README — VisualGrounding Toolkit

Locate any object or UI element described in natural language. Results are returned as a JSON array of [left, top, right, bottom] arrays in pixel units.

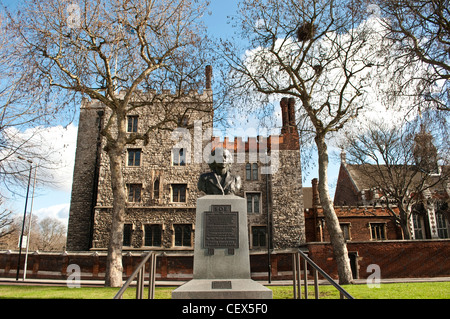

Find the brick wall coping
[[302, 239, 450, 246], [0, 248, 299, 257]]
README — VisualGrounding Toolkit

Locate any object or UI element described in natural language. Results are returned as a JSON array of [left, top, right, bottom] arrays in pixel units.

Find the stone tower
[[270, 97, 305, 248]]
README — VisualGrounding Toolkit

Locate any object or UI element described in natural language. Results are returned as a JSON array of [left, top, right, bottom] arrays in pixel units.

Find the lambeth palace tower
[[66, 70, 305, 254]]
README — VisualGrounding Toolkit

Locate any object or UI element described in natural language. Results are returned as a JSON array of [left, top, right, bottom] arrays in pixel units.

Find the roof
[[303, 187, 313, 209], [344, 164, 450, 196], [315, 205, 397, 218]]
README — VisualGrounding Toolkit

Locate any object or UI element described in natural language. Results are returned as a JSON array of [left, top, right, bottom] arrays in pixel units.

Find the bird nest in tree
[[297, 22, 316, 41]]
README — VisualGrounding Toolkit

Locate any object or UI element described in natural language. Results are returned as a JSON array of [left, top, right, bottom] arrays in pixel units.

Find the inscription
[[211, 281, 232, 289], [204, 205, 239, 249], [212, 205, 231, 213]]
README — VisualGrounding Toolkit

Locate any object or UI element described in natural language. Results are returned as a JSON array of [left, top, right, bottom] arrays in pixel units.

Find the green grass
[[0, 282, 449, 299], [270, 282, 450, 299], [0, 285, 174, 299]]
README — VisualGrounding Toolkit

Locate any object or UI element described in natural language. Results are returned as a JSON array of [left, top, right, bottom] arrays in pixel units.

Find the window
[[340, 223, 351, 241], [172, 184, 187, 202], [128, 149, 141, 166], [246, 163, 258, 180], [412, 213, 425, 239], [252, 226, 267, 248], [127, 116, 138, 133], [246, 164, 251, 180], [123, 224, 133, 246], [252, 163, 258, 180], [153, 179, 160, 199], [370, 223, 386, 240], [144, 224, 162, 247], [174, 224, 192, 247], [246, 193, 260, 213], [172, 148, 186, 166], [178, 115, 189, 127], [127, 184, 142, 203], [436, 211, 449, 239]]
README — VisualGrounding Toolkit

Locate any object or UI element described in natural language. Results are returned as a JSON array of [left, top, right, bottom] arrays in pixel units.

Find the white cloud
[[2, 124, 78, 227], [5, 124, 78, 192], [40, 124, 78, 192], [34, 203, 70, 227]]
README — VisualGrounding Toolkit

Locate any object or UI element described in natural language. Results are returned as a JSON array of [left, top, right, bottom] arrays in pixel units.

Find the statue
[[198, 148, 241, 195]]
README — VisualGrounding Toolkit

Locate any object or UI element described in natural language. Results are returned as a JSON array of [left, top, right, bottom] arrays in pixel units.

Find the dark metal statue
[[198, 148, 241, 195]]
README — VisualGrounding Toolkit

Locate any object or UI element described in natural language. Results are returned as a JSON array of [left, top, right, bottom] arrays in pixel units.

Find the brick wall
[[306, 240, 450, 279], [2, 240, 449, 281], [0, 250, 296, 281]]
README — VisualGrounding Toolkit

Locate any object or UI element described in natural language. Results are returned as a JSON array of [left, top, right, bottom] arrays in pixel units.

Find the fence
[[114, 251, 157, 299], [292, 249, 353, 299]]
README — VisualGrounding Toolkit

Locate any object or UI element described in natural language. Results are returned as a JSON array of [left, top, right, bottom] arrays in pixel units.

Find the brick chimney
[[280, 97, 289, 131], [280, 97, 300, 150], [205, 65, 212, 90]]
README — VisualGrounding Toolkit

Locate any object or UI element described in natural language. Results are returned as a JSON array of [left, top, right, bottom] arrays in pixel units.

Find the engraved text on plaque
[[204, 205, 239, 251]]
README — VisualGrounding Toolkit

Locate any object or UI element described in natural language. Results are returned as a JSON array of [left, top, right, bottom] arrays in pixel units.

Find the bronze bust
[[198, 148, 241, 195]]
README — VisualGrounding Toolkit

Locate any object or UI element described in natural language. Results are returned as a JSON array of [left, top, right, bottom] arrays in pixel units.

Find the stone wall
[[89, 91, 213, 250], [0, 250, 297, 281], [271, 149, 305, 248], [66, 101, 104, 251]]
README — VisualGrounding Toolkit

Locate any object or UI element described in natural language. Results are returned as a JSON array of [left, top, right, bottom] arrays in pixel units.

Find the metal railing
[[114, 251, 157, 299], [292, 249, 354, 299]]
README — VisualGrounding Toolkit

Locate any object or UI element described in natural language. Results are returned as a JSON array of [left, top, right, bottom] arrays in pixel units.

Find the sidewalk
[[1, 276, 450, 287]]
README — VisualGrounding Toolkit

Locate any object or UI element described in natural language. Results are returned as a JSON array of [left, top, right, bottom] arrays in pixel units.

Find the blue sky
[[5, 0, 340, 228]]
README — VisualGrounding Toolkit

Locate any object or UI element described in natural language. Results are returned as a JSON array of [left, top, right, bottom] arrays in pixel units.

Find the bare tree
[[367, 0, 449, 112], [342, 118, 450, 239], [0, 214, 67, 251], [0, 205, 14, 241], [37, 217, 66, 251], [219, 0, 390, 284], [0, 10, 72, 196], [0, 213, 35, 250], [6, 0, 213, 286]]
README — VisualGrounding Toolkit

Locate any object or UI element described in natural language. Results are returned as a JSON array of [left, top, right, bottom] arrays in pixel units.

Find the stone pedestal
[[172, 195, 272, 299]]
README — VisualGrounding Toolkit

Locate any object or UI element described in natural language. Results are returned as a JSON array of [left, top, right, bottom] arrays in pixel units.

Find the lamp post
[[23, 164, 37, 280], [16, 157, 33, 281]]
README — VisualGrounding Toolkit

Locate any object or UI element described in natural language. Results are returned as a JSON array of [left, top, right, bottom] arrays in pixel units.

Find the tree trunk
[[104, 146, 127, 287], [398, 207, 412, 240], [315, 134, 354, 285]]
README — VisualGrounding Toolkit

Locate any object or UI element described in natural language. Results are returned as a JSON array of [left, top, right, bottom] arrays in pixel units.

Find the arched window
[[172, 148, 186, 166]]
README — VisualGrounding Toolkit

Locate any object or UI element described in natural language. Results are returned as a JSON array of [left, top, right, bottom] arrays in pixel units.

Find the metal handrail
[[293, 249, 354, 299], [113, 251, 157, 299]]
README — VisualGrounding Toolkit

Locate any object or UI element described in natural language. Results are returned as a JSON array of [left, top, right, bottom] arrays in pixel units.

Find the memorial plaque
[[204, 205, 239, 249], [211, 281, 232, 289]]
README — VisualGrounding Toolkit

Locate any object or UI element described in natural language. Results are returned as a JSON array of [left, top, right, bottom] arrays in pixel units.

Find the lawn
[[0, 282, 449, 299]]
